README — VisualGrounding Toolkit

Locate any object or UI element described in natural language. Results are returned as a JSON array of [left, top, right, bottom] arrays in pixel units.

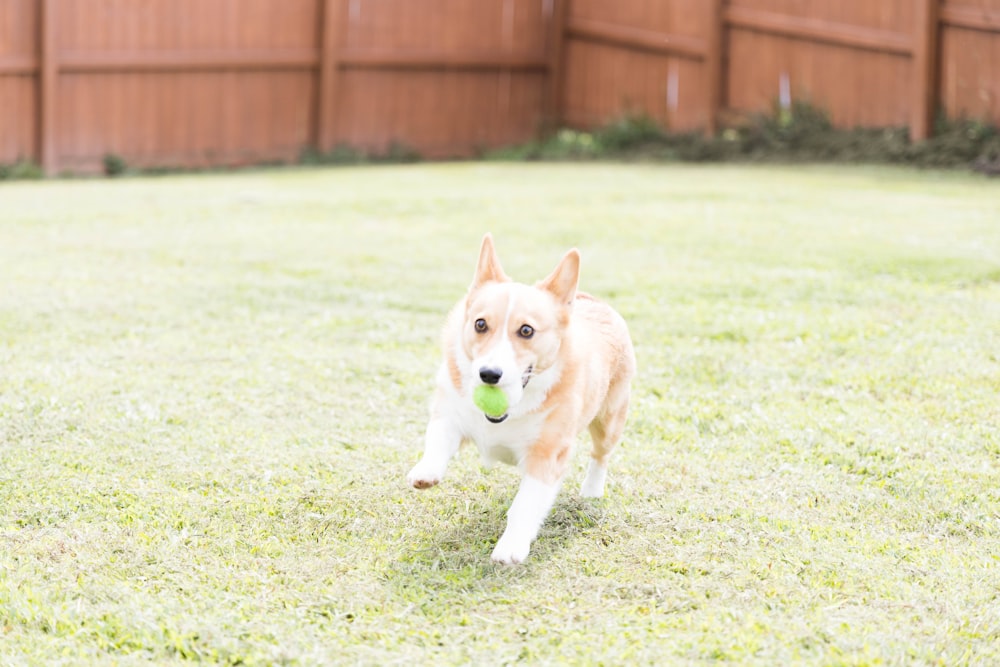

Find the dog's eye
[[475, 318, 488, 333], [518, 324, 534, 339]]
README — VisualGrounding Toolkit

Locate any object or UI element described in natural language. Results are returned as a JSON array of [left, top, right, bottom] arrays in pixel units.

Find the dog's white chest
[[482, 443, 520, 467], [436, 358, 558, 469], [455, 402, 547, 468]]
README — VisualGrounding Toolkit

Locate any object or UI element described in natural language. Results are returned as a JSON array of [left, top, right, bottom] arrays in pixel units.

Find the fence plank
[[543, 0, 569, 132], [911, 0, 939, 141], [317, 0, 342, 152], [40, 0, 58, 174], [704, 0, 725, 135]]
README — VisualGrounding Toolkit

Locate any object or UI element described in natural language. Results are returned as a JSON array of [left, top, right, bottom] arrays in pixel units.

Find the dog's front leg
[[407, 415, 461, 489], [491, 470, 562, 565], [492, 434, 573, 564]]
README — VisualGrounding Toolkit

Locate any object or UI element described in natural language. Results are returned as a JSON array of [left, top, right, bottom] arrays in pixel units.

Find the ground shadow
[[385, 491, 610, 591]]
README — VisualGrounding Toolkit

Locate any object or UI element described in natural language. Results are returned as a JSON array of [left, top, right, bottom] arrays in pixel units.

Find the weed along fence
[[1, 0, 999, 174]]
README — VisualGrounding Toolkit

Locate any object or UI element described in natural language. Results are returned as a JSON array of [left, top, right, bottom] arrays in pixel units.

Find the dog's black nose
[[479, 367, 502, 385]]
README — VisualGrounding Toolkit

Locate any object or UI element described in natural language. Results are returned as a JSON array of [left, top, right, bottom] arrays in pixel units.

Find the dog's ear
[[537, 248, 580, 307], [471, 233, 510, 288]]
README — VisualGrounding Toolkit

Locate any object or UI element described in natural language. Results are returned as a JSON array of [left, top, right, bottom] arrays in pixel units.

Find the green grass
[[1, 163, 999, 665]]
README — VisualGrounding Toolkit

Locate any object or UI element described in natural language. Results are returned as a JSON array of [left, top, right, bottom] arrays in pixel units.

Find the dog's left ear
[[537, 248, 580, 307]]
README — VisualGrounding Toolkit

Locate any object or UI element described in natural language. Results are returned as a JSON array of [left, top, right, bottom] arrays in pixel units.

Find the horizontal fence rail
[[940, 5, 1000, 32], [1, 0, 998, 174], [565, 18, 709, 60], [57, 50, 321, 72], [338, 50, 549, 70], [723, 6, 914, 55]]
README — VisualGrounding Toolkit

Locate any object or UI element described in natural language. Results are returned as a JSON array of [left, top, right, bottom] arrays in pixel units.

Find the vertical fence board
[[317, 0, 342, 152], [912, 0, 940, 140], [543, 0, 569, 133], [704, 0, 725, 135], [39, 0, 57, 173]]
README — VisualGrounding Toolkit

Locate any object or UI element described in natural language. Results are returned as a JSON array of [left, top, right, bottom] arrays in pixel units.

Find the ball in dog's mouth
[[474, 384, 508, 423]]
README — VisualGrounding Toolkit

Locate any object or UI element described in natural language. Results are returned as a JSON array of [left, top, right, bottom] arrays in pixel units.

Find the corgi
[[406, 234, 636, 564]]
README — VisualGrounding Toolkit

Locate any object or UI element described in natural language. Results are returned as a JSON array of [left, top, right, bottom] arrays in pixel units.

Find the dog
[[406, 234, 636, 564]]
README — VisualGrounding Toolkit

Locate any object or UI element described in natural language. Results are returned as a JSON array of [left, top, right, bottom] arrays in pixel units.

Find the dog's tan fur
[[407, 234, 635, 564]]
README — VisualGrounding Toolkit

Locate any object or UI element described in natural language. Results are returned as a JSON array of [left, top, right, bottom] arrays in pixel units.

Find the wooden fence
[[1, 0, 999, 174]]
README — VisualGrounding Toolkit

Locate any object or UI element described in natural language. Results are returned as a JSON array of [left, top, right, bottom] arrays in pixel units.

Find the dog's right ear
[[471, 233, 510, 288]]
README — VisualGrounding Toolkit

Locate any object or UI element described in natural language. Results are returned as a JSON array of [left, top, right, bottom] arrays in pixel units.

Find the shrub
[[300, 142, 421, 166], [0, 160, 44, 180], [485, 102, 1000, 173], [593, 116, 664, 152], [103, 153, 128, 177]]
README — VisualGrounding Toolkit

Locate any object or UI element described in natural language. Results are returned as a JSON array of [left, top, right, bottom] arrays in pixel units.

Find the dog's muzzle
[[482, 366, 533, 425]]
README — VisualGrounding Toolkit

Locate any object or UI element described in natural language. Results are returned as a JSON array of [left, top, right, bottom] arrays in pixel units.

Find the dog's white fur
[[407, 234, 635, 564]]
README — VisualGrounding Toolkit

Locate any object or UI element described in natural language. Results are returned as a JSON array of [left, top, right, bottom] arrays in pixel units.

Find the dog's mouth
[[482, 365, 533, 424]]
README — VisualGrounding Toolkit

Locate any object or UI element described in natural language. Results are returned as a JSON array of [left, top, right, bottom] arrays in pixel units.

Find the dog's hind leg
[[581, 383, 630, 498]]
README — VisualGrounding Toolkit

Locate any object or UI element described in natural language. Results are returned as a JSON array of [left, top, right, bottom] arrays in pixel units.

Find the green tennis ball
[[473, 385, 508, 417]]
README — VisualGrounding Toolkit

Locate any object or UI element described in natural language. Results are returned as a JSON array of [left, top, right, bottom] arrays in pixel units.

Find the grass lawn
[[1, 163, 999, 665]]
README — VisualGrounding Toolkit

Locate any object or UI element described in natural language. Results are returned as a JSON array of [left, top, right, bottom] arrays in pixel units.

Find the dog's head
[[459, 234, 579, 422]]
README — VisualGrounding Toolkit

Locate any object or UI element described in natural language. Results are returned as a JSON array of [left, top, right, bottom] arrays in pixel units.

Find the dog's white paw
[[406, 461, 444, 489], [579, 460, 607, 498], [491, 534, 531, 565]]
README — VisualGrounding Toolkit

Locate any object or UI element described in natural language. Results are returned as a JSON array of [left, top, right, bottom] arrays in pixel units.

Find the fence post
[[39, 0, 58, 174], [543, 0, 568, 133], [704, 0, 725, 136], [912, 0, 939, 141], [316, 0, 343, 153]]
